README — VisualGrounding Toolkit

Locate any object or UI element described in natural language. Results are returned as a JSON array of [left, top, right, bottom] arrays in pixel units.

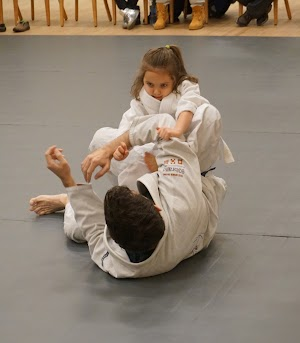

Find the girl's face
[[143, 70, 174, 101]]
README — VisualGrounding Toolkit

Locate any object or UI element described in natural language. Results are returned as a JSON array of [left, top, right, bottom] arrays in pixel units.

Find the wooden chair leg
[[59, 0, 64, 26], [143, 0, 148, 24], [92, 0, 97, 26], [63, 7, 68, 20], [238, 3, 243, 16], [18, 6, 23, 20], [112, 0, 116, 24], [183, 0, 188, 18], [13, 0, 19, 25], [273, 0, 278, 25], [0, 0, 4, 24], [44, 0, 50, 25], [284, 0, 292, 19], [75, 0, 78, 21], [204, 0, 208, 24], [103, 0, 112, 21], [31, 0, 34, 20], [169, 0, 174, 24]]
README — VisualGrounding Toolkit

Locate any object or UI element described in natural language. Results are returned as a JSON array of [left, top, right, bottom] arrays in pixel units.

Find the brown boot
[[153, 3, 168, 30], [189, 5, 204, 30]]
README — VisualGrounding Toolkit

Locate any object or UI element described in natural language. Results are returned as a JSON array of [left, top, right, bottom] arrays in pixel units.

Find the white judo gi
[[89, 80, 214, 190], [63, 104, 234, 278]]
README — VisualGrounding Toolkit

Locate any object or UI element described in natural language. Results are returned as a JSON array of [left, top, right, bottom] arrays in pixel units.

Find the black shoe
[[256, 13, 268, 26], [256, 5, 272, 26], [236, 10, 253, 27], [0, 23, 6, 32]]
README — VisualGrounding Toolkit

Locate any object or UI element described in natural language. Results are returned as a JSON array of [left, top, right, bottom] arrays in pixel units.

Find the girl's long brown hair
[[131, 45, 198, 100]]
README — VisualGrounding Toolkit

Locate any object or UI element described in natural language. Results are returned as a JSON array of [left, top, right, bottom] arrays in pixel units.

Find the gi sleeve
[[175, 80, 208, 119], [66, 184, 108, 269]]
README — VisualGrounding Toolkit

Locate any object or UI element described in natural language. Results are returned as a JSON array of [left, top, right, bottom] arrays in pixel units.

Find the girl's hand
[[113, 142, 129, 161], [157, 127, 182, 141]]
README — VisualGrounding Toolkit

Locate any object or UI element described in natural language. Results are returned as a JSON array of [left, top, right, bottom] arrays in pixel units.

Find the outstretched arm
[[81, 131, 132, 183], [45, 145, 76, 187], [157, 110, 193, 140]]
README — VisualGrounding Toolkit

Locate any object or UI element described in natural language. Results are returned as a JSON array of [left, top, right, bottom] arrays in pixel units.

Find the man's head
[[104, 186, 165, 253]]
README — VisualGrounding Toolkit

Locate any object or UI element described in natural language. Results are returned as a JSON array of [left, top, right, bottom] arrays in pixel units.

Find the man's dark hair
[[104, 186, 165, 252]]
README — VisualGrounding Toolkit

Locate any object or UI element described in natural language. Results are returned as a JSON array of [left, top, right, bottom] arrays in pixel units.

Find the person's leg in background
[[154, 0, 205, 30], [173, 0, 191, 23], [115, 0, 140, 29], [209, 0, 233, 19], [153, 0, 169, 29], [189, 0, 206, 30], [237, 0, 273, 26]]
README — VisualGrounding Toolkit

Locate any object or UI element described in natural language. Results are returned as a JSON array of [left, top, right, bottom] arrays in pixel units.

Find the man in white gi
[[30, 104, 233, 278]]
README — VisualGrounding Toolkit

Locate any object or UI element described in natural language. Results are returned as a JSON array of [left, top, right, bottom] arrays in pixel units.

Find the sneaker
[[13, 20, 30, 32], [236, 10, 253, 27], [123, 14, 140, 29], [123, 8, 139, 30], [120, 10, 128, 29], [256, 5, 272, 26], [0, 23, 6, 32], [120, 8, 141, 30]]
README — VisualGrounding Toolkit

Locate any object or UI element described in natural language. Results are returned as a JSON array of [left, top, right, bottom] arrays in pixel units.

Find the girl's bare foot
[[29, 194, 68, 216], [144, 152, 158, 172]]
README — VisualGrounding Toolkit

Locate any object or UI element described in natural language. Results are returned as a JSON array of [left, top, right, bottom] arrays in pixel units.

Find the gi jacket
[[118, 80, 209, 133], [66, 112, 228, 278]]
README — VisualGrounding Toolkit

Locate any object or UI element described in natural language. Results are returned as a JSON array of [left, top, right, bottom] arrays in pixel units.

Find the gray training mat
[[0, 36, 300, 343]]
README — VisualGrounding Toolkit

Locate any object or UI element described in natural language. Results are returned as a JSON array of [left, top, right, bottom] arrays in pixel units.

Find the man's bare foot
[[29, 194, 68, 216], [144, 152, 158, 172]]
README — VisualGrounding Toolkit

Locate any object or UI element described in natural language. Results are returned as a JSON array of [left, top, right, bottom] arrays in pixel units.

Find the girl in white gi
[[153, 1, 206, 30], [89, 45, 213, 190]]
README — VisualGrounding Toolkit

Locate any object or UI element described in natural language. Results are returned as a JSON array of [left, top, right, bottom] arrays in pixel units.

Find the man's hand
[[113, 142, 129, 161], [81, 147, 111, 183], [157, 127, 182, 141], [45, 146, 76, 187]]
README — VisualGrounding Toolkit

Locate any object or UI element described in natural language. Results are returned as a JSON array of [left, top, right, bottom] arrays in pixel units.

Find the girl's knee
[[159, 113, 176, 127], [89, 127, 119, 152], [194, 104, 221, 123]]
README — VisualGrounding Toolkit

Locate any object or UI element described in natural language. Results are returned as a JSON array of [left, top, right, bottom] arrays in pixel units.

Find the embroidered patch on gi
[[162, 158, 185, 177], [101, 251, 109, 267]]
